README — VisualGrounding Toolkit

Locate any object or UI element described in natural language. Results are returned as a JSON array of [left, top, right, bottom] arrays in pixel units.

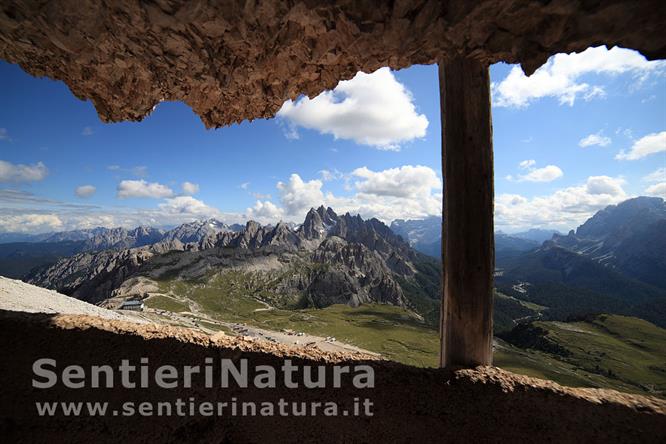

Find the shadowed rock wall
[[1, 0, 665, 127], [0, 310, 665, 442]]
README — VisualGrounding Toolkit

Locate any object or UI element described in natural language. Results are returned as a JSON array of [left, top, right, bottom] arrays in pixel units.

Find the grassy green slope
[[145, 295, 190, 313], [493, 341, 638, 390], [500, 314, 666, 396], [156, 274, 666, 396], [159, 275, 440, 367]]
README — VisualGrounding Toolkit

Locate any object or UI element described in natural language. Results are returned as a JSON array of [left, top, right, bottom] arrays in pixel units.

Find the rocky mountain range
[[26, 207, 430, 311], [0, 219, 245, 252], [0, 219, 246, 278], [388, 196, 666, 329], [496, 197, 666, 327], [545, 196, 666, 289]]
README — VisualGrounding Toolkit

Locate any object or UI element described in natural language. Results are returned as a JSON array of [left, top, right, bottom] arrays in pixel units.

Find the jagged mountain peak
[[302, 206, 339, 239], [244, 220, 262, 233], [321, 206, 338, 222]]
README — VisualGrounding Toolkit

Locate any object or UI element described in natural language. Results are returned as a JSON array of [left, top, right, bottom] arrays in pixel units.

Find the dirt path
[[0, 276, 376, 357], [143, 306, 378, 357], [151, 281, 379, 356]]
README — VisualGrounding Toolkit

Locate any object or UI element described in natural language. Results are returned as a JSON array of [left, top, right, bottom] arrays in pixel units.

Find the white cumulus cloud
[[645, 182, 666, 199], [496, 176, 628, 231], [615, 131, 666, 160], [519, 159, 536, 169], [75, 185, 96, 198], [579, 132, 611, 148], [493, 46, 665, 108], [352, 165, 441, 198], [0, 189, 244, 234], [181, 181, 199, 195], [249, 165, 442, 223], [277, 174, 325, 216], [509, 161, 563, 183], [246, 201, 284, 222], [117, 180, 174, 199], [157, 196, 216, 217], [0, 160, 48, 183], [0, 213, 63, 233], [518, 165, 564, 182], [277, 67, 428, 150]]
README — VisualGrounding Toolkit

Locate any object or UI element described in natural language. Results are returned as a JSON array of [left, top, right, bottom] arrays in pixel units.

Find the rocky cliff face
[[309, 237, 405, 307], [1, 1, 663, 128], [27, 248, 155, 303]]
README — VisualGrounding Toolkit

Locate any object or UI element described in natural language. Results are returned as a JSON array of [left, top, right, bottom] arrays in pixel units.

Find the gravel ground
[[0, 276, 146, 323]]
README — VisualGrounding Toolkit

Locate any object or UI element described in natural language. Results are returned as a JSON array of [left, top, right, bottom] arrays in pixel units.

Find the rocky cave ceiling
[[1, 0, 665, 127]]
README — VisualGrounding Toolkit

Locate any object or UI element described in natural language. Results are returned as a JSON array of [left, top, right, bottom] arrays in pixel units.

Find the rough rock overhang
[[1, 0, 665, 128]]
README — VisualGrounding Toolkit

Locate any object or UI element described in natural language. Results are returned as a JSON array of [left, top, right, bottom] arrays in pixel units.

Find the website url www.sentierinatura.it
[[35, 397, 374, 417]]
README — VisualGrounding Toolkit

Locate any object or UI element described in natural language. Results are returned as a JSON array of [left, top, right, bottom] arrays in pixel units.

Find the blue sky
[[1, 46, 665, 233]]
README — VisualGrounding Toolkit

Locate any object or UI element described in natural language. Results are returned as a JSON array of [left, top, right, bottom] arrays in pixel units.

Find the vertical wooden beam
[[438, 57, 495, 368]]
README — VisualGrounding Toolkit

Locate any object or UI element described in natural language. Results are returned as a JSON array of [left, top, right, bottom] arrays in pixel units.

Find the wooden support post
[[438, 57, 495, 368]]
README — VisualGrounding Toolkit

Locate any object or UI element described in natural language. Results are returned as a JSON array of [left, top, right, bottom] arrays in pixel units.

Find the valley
[[129, 272, 666, 397], [146, 274, 439, 366]]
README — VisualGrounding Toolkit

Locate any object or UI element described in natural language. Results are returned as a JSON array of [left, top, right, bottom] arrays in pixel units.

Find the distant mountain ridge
[[0, 219, 244, 251], [0, 219, 246, 278], [389, 217, 555, 258], [496, 196, 666, 327], [546, 196, 666, 288], [511, 228, 562, 243], [0, 228, 106, 244], [390, 216, 441, 257]]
